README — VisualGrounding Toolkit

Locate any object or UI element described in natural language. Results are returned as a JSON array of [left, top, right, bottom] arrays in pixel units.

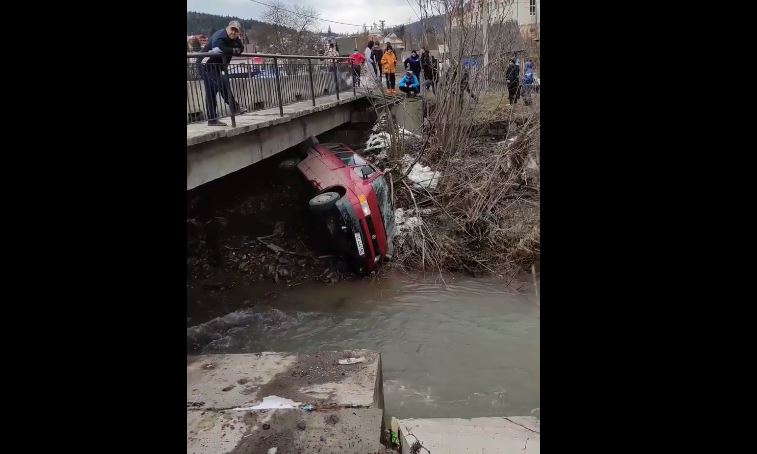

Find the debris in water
[[267, 447, 277, 454], [303, 404, 315, 412]]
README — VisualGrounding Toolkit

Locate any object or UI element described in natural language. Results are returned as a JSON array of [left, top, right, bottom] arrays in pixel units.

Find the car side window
[[335, 152, 356, 166], [353, 165, 375, 179]]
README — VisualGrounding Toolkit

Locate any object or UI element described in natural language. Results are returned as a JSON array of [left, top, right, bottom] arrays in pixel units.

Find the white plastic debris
[[497, 136, 518, 147], [338, 356, 366, 365], [268, 448, 278, 454], [401, 155, 442, 190], [393, 208, 426, 247], [397, 128, 421, 139], [232, 395, 301, 411]]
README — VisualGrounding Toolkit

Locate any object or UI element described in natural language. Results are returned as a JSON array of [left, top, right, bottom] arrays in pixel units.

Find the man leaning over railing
[[196, 20, 248, 126]]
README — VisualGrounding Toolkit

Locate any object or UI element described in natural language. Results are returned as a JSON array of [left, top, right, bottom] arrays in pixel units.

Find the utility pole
[[482, 0, 489, 89]]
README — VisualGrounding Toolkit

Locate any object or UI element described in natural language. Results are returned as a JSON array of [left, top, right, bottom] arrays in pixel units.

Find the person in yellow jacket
[[380, 44, 397, 94]]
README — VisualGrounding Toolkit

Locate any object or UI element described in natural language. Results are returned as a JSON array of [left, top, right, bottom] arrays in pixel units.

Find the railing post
[[273, 57, 284, 117], [333, 60, 340, 101], [352, 59, 356, 97], [223, 55, 236, 128], [308, 59, 316, 106]]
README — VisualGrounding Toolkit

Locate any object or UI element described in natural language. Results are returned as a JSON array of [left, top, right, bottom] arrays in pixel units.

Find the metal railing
[[187, 53, 358, 126]]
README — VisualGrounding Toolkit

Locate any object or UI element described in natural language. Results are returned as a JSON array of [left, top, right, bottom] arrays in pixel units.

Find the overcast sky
[[187, 0, 420, 34]]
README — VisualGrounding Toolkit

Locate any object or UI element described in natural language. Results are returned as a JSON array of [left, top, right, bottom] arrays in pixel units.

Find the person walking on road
[[380, 44, 397, 94], [196, 20, 247, 126]]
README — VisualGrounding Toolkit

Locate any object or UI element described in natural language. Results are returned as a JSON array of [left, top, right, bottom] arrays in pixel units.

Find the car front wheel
[[308, 191, 340, 213]]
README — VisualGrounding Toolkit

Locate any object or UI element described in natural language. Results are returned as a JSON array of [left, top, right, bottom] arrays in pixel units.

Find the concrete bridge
[[187, 91, 369, 190], [186, 52, 374, 190]]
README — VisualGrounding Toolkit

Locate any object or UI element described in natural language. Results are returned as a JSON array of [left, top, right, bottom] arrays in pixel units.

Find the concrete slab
[[187, 351, 385, 453], [187, 407, 384, 454], [187, 350, 383, 410], [398, 417, 540, 454]]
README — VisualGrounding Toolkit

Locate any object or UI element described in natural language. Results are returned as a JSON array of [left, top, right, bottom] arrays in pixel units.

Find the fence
[[187, 53, 357, 126]]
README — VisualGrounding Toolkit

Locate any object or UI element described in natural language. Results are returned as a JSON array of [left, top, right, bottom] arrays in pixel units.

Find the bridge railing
[[187, 53, 357, 127]]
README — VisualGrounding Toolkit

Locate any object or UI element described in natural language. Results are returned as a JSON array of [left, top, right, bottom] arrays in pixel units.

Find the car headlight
[[358, 194, 371, 216]]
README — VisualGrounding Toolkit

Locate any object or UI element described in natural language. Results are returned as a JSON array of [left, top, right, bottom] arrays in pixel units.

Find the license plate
[[354, 232, 365, 256]]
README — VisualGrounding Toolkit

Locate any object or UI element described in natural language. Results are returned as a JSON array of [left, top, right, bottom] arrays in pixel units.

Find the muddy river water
[[187, 272, 540, 420]]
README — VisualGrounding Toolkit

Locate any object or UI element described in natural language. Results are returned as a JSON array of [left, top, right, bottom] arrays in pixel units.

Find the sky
[[186, 0, 421, 34]]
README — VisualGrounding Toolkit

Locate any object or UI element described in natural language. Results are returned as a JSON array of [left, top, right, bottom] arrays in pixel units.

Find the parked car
[[280, 139, 394, 274]]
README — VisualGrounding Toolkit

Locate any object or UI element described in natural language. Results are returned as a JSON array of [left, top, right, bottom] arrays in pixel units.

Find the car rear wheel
[[309, 191, 340, 213]]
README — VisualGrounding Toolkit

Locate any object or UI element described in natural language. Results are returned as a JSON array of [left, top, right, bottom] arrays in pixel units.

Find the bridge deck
[[187, 92, 366, 147]]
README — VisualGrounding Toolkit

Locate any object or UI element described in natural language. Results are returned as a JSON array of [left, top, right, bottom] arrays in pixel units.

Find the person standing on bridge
[[349, 48, 365, 87], [364, 41, 375, 76], [380, 44, 397, 95], [371, 44, 384, 81], [324, 42, 340, 88], [404, 50, 421, 80], [197, 20, 247, 126]]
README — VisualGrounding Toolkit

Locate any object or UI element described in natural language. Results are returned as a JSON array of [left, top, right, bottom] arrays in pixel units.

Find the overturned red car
[[280, 139, 394, 274]]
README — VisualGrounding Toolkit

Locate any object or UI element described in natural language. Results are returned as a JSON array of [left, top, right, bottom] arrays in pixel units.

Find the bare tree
[[262, 0, 322, 54]]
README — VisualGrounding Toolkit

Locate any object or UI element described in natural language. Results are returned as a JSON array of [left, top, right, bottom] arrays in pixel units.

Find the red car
[[281, 139, 394, 274]]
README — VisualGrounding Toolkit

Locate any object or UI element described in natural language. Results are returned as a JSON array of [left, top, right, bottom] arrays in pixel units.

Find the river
[[187, 272, 539, 420]]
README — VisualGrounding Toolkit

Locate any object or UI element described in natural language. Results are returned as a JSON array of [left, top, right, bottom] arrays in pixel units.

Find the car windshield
[[334, 151, 369, 167], [370, 175, 394, 246]]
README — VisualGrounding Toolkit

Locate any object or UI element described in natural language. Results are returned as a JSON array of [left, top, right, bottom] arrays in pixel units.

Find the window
[[323, 144, 347, 153], [530, 0, 536, 16], [335, 151, 357, 166], [354, 165, 376, 179]]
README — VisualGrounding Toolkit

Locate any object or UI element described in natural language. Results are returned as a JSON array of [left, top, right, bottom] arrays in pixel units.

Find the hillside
[[187, 11, 292, 38]]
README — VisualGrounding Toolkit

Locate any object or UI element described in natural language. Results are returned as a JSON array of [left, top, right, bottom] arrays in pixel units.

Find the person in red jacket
[[349, 48, 366, 87]]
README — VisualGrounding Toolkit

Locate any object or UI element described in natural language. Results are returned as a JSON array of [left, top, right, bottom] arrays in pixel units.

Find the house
[[451, 0, 540, 43], [382, 32, 405, 51]]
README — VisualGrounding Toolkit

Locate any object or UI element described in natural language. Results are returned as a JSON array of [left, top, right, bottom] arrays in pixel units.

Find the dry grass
[[362, 0, 540, 278]]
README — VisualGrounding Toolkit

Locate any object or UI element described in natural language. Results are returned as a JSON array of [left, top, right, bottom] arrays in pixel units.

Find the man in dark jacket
[[371, 44, 384, 77], [505, 58, 520, 105], [420, 49, 433, 93], [197, 20, 246, 126], [404, 50, 422, 78]]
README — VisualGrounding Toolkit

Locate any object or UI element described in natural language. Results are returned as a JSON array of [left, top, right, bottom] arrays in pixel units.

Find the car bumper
[[335, 199, 381, 273]]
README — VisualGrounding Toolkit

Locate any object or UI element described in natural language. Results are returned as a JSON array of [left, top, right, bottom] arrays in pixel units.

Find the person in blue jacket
[[521, 58, 536, 105], [398, 70, 420, 96], [196, 20, 247, 126]]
